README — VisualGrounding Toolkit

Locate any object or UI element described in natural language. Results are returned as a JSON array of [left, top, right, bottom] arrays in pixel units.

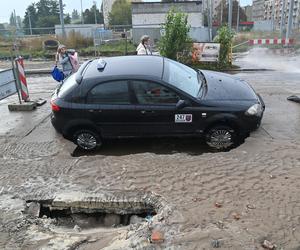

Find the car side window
[[131, 80, 180, 105], [87, 81, 130, 104]]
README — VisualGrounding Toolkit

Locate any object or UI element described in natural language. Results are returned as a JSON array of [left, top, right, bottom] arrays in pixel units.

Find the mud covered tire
[[73, 129, 102, 151], [205, 125, 237, 150]]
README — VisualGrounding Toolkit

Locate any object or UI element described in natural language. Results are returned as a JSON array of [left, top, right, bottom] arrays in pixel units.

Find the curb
[[224, 68, 273, 72], [25, 69, 51, 75]]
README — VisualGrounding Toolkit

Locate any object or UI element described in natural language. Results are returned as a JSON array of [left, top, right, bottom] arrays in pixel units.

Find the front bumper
[[241, 100, 265, 134]]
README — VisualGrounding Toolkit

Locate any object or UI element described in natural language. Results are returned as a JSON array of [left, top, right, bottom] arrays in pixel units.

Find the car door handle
[[140, 110, 154, 114], [88, 109, 102, 113]]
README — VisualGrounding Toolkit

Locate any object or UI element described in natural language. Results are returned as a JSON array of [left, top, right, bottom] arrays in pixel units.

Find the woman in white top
[[136, 35, 152, 55]]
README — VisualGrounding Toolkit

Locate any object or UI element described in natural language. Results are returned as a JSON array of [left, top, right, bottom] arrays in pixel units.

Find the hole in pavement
[[26, 199, 157, 229], [39, 205, 155, 228]]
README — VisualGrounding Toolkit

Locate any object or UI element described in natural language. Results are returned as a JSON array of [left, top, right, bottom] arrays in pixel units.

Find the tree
[[159, 9, 192, 60], [64, 14, 71, 24], [215, 0, 247, 27], [16, 16, 22, 28], [36, 15, 59, 28], [23, 4, 38, 35], [49, 0, 60, 16], [9, 12, 16, 27], [83, 5, 103, 24], [0, 23, 8, 37], [30, 0, 61, 33], [213, 26, 234, 66], [108, 0, 131, 26], [71, 9, 80, 21]]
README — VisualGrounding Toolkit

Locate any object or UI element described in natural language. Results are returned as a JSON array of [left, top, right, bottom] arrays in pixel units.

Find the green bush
[[159, 9, 192, 60], [214, 26, 234, 67]]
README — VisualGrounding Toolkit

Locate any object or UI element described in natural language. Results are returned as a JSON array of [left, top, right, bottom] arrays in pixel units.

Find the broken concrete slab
[[8, 102, 37, 111], [26, 202, 40, 217], [34, 98, 47, 106], [49, 191, 165, 215]]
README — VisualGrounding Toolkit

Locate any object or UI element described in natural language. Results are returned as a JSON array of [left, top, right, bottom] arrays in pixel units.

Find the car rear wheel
[[205, 125, 237, 150], [73, 129, 101, 151]]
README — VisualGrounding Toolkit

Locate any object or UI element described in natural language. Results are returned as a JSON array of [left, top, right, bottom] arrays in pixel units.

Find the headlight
[[245, 104, 262, 116]]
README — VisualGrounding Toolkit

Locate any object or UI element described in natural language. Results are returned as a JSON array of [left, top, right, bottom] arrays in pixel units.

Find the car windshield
[[163, 58, 203, 97]]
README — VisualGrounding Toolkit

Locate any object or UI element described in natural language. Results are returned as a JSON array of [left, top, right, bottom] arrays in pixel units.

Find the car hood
[[200, 70, 258, 101]]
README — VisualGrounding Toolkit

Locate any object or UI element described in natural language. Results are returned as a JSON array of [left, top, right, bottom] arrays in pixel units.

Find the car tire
[[73, 129, 102, 151], [205, 125, 237, 150]]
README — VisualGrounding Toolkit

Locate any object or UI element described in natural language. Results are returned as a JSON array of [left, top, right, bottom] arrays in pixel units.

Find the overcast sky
[[0, 0, 252, 23], [0, 0, 102, 23]]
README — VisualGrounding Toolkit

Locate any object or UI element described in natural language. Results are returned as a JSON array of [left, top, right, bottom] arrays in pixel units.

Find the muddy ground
[[0, 50, 300, 249]]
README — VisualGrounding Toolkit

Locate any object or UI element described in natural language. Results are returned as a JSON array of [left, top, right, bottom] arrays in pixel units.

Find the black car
[[51, 56, 265, 151]]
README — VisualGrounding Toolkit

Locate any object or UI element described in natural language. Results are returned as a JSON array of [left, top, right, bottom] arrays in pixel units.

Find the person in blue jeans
[[55, 44, 73, 78]]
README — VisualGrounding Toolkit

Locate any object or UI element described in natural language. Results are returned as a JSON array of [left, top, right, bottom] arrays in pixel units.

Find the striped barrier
[[249, 38, 294, 45], [15, 57, 29, 102]]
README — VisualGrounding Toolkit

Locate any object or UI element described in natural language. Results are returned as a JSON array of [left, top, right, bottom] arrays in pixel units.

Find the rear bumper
[[50, 113, 63, 134]]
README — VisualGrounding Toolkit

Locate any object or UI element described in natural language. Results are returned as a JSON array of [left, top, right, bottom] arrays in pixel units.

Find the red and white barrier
[[248, 38, 294, 45], [15, 57, 29, 102]]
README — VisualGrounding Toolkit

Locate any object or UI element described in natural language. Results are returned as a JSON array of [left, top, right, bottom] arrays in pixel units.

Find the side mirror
[[176, 99, 188, 109]]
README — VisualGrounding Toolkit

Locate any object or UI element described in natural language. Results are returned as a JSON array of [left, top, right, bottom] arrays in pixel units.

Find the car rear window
[[87, 81, 130, 104], [58, 74, 77, 98]]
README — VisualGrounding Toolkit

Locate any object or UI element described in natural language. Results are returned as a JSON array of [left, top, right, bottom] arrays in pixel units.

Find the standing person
[[55, 44, 73, 78], [136, 35, 152, 55]]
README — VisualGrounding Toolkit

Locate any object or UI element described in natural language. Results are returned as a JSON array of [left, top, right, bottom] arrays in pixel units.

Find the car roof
[[84, 55, 164, 80]]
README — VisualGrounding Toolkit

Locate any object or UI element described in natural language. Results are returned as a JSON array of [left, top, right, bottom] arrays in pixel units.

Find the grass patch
[[0, 39, 137, 59], [79, 41, 136, 56]]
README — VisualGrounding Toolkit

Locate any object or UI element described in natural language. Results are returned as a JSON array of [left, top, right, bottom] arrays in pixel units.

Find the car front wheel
[[73, 129, 101, 151], [205, 125, 237, 150]]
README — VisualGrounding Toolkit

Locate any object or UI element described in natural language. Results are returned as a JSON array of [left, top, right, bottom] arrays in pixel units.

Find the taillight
[[50, 99, 60, 112]]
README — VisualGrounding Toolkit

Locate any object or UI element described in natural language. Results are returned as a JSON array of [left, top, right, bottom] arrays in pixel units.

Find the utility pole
[[28, 12, 33, 35], [81, 0, 84, 24], [228, 0, 233, 30], [59, 0, 66, 38], [220, 0, 223, 26], [280, 0, 286, 37], [94, 1, 97, 24], [209, 0, 213, 41], [236, 0, 240, 32], [14, 9, 18, 28], [271, 0, 275, 31], [286, 0, 295, 40]]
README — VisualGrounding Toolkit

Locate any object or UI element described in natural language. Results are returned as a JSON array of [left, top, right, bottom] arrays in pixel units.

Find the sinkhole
[[25, 193, 159, 229]]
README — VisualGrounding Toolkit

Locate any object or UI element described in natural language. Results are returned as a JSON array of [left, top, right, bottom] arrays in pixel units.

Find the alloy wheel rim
[[207, 129, 233, 149], [77, 133, 97, 150]]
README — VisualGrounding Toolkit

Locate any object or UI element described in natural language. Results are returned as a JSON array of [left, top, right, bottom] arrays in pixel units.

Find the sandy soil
[[0, 51, 300, 249]]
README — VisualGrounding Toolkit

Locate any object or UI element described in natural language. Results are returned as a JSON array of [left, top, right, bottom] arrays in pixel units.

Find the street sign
[[0, 69, 17, 101], [192, 43, 220, 62]]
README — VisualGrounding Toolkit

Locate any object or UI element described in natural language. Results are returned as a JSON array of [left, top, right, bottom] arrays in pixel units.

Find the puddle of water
[[237, 48, 300, 73]]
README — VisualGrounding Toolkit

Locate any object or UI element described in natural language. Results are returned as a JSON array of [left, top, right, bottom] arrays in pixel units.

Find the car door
[[129, 80, 201, 136], [85, 80, 139, 137]]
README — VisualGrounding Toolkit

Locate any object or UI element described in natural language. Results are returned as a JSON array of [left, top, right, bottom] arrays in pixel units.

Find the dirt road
[[0, 51, 300, 249]]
